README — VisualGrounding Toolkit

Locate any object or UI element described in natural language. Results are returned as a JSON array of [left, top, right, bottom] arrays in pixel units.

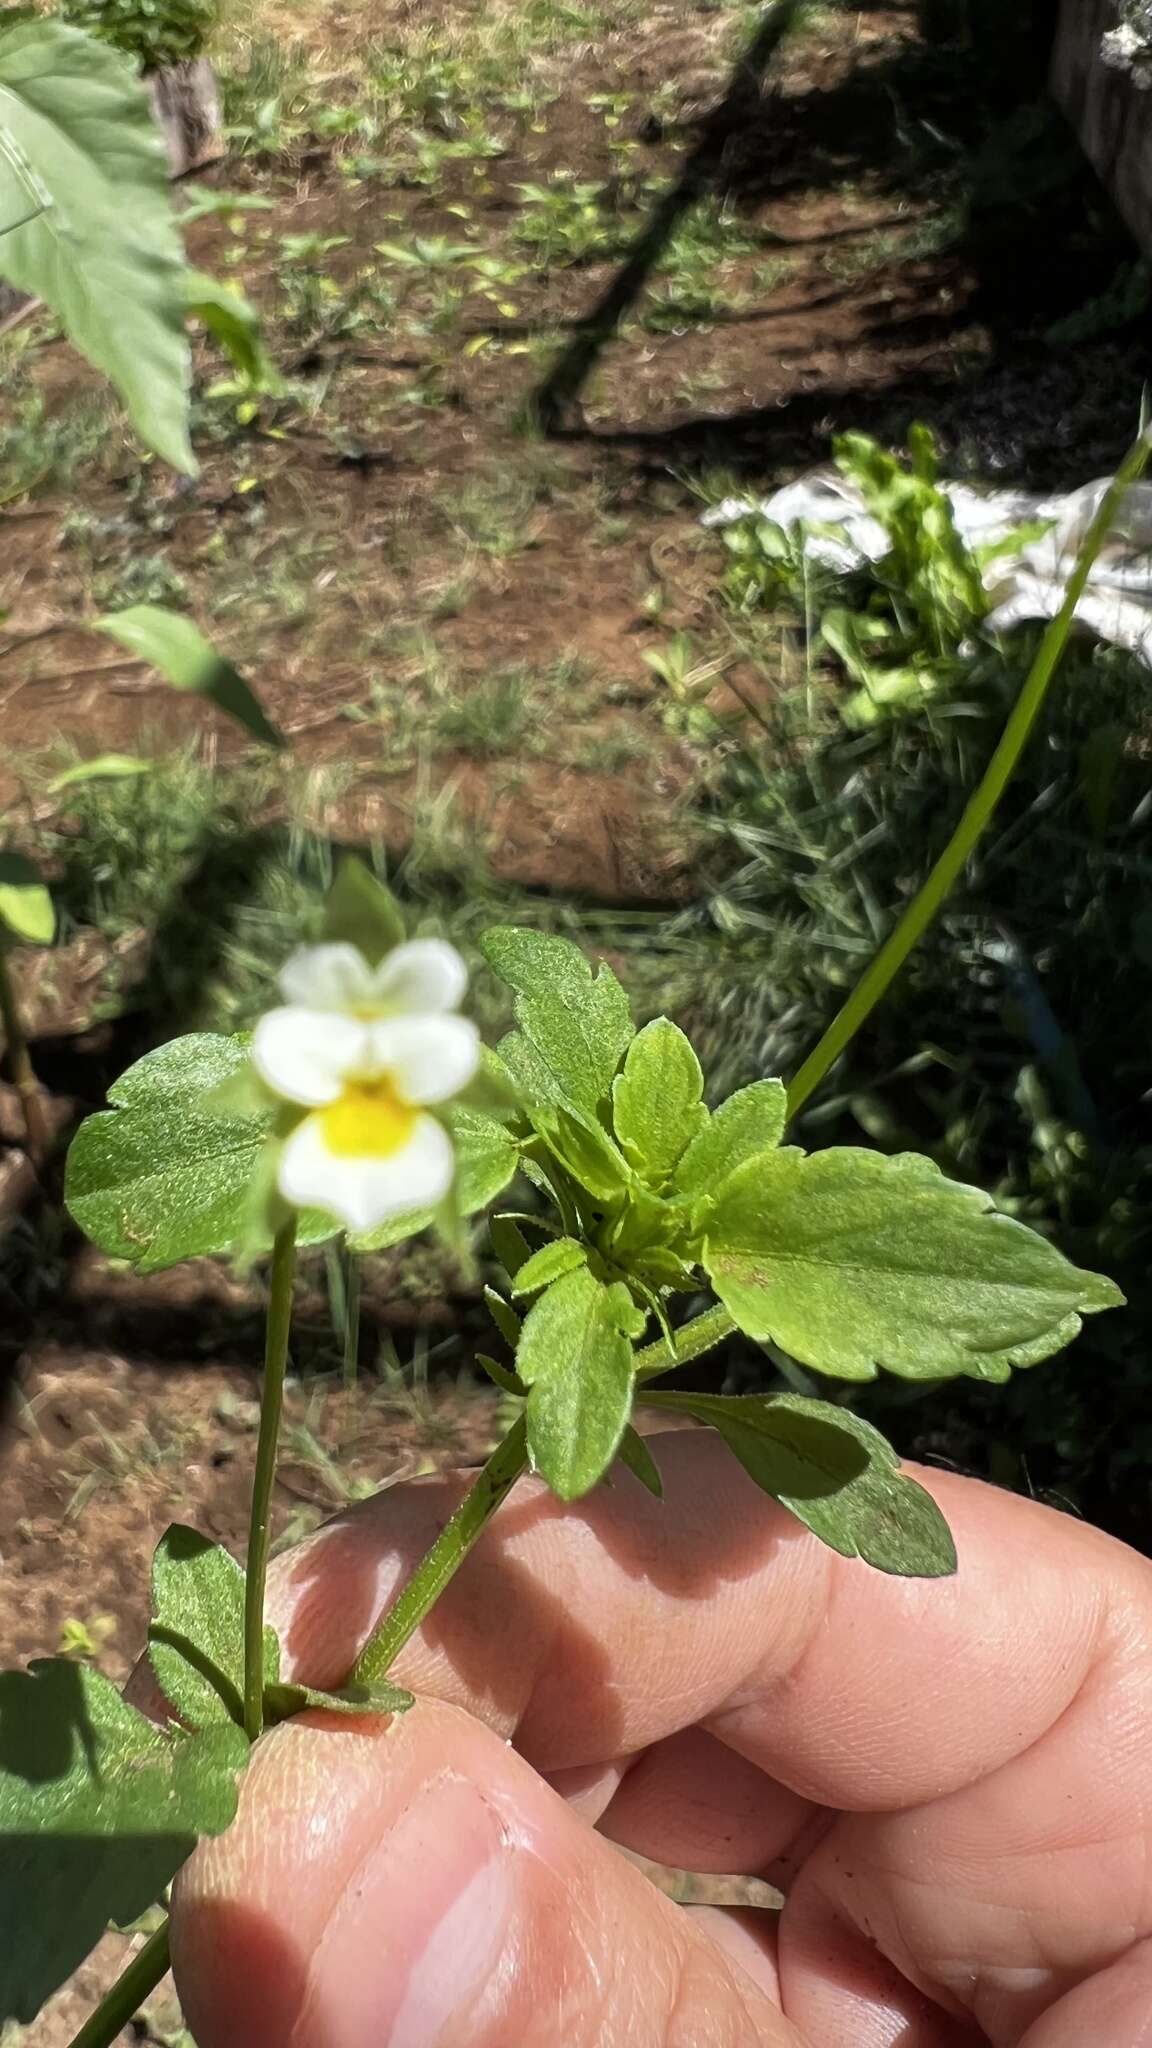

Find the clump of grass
[[0, 340, 114, 503]]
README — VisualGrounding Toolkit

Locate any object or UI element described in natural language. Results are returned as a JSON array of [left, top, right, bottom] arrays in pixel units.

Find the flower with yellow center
[[252, 938, 480, 1233]]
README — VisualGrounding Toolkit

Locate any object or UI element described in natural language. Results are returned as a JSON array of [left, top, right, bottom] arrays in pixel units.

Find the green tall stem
[[66, 1925, 171, 2048], [786, 432, 1152, 1118], [343, 1243, 361, 1389], [244, 1216, 298, 1741], [352, 1417, 528, 1687], [0, 943, 48, 1165]]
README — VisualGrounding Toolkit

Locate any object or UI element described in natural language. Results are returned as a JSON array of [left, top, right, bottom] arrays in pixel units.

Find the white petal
[[253, 1009, 371, 1107], [278, 943, 377, 1012], [369, 1015, 480, 1104], [278, 1110, 454, 1232], [372, 938, 468, 1016]]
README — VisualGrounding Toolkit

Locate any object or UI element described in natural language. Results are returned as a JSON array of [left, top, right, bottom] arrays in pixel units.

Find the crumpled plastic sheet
[[702, 472, 1152, 669]]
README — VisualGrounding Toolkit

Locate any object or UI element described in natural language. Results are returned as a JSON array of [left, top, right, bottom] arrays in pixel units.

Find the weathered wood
[[1052, 0, 1152, 254]]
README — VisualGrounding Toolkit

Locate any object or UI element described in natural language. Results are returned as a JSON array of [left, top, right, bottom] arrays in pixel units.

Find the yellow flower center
[[319, 1077, 418, 1158]]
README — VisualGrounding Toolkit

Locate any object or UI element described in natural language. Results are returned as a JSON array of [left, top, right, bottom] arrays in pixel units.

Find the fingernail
[[312, 1774, 513, 2046]]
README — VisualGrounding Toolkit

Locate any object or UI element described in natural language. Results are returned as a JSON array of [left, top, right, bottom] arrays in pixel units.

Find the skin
[[171, 1430, 1152, 2046]]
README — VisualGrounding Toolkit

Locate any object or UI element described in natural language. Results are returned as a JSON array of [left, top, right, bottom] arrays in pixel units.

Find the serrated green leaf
[[490, 1212, 532, 1280], [0, 20, 194, 470], [0, 848, 54, 944], [322, 856, 405, 966], [674, 1078, 788, 1199], [350, 1107, 520, 1251], [47, 753, 152, 792], [264, 1678, 413, 1726], [481, 926, 633, 1111], [643, 1391, 955, 1575], [484, 1284, 522, 1350], [512, 1235, 588, 1296], [617, 1424, 663, 1497], [64, 1033, 335, 1271], [705, 1147, 1123, 1383], [0, 1657, 247, 2023], [149, 1525, 277, 1732], [517, 1266, 637, 1500], [96, 606, 283, 749], [476, 1350, 526, 1397], [611, 1017, 707, 1183]]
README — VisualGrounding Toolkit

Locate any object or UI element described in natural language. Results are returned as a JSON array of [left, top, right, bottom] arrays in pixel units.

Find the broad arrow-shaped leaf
[[705, 1147, 1122, 1382], [0, 20, 193, 469], [0, 1656, 247, 2023]]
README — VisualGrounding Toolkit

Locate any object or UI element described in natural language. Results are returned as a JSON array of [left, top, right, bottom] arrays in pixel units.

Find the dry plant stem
[[66, 1926, 171, 2048], [244, 1216, 298, 1741], [0, 944, 49, 1165], [786, 430, 1152, 1117]]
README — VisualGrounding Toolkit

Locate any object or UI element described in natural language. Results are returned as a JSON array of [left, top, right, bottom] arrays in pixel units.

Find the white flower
[[253, 939, 480, 1233]]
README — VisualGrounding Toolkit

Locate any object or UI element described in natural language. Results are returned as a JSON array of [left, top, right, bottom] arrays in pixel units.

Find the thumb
[[172, 1697, 794, 2047]]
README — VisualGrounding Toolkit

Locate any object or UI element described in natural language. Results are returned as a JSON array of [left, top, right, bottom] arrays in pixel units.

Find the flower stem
[[351, 1416, 528, 1688], [343, 1243, 361, 1390], [785, 430, 1152, 1119], [0, 943, 49, 1166], [65, 1924, 171, 2048], [244, 1216, 298, 1742]]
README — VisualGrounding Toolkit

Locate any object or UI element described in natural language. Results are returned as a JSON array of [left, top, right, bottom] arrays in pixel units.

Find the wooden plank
[[1052, 0, 1152, 254]]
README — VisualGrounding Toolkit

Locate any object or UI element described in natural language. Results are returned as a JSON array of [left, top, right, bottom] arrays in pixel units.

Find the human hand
[[170, 1429, 1152, 2046]]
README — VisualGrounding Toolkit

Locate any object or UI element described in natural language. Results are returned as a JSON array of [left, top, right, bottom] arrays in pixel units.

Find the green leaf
[[0, 849, 54, 944], [490, 1212, 532, 1280], [0, 1656, 247, 2023], [322, 856, 405, 966], [47, 752, 152, 792], [264, 1679, 412, 1726], [186, 269, 279, 392], [674, 1078, 787, 1199], [705, 1147, 1123, 1383], [481, 926, 633, 1112], [617, 1424, 663, 1497], [612, 1018, 706, 1182], [64, 1033, 335, 1272], [351, 1107, 520, 1251], [149, 1525, 277, 1732], [0, 20, 193, 470], [512, 1236, 588, 1296], [540, 1101, 632, 1202], [95, 606, 283, 750], [476, 1350, 526, 1398], [517, 1266, 639, 1500], [484, 1285, 522, 1351], [644, 1391, 955, 1575]]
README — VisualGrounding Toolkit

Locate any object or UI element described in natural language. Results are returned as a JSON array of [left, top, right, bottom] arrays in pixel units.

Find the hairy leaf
[[0, 19, 193, 469], [482, 927, 633, 1112], [322, 856, 405, 965], [149, 1525, 277, 1732], [612, 1018, 706, 1183], [617, 1424, 663, 1497], [705, 1147, 1123, 1382], [64, 1034, 334, 1271], [644, 1390, 954, 1574], [0, 1657, 246, 2022], [674, 1078, 788, 1199], [264, 1679, 413, 1725], [512, 1236, 588, 1297], [517, 1266, 641, 1500]]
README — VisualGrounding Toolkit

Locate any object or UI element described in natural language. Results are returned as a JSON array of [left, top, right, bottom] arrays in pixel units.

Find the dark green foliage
[[60, 0, 216, 69]]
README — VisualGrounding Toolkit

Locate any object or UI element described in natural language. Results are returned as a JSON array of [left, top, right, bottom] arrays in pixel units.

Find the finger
[[267, 1430, 1147, 1811], [598, 1728, 816, 1874], [1019, 1938, 1152, 2046], [172, 1697, 798, 2048]]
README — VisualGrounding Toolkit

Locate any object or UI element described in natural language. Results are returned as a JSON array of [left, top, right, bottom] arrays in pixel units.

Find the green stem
[[343, 1242, 361, 1390], [785, 431, 1152, 1119], [66, 1924, 171, 2048], [352, 1417, 528, 1687], [244, 1216, 298, 1742], [635, 1302, 737, 1382], [0, 943, 49, 1165]]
